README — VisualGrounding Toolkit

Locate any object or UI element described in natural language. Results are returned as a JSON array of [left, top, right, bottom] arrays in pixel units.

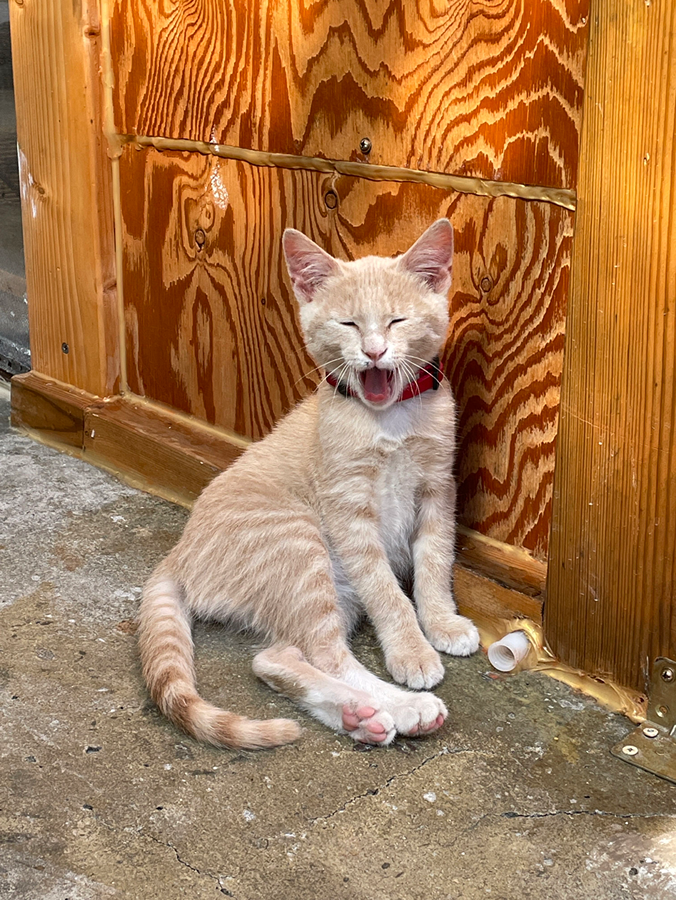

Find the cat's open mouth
[[360, 367, 395, 404]]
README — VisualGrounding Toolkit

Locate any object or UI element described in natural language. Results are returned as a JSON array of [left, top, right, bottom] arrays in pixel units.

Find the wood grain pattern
[[10, 371, 92, 450], [455, 525, 547, 597], [454, 566, 543, 626], [110, 0, 589, 190], [10, 0, 118, 396], [83, 398, 244, 507], [120, 146, 573, 558], [546, 0, 676, 690]]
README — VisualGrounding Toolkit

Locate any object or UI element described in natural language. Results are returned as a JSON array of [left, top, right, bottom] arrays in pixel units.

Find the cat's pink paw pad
[[342, 704, 395, 745]]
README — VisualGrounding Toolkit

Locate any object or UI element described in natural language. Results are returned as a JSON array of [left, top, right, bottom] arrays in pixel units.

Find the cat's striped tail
[[137, 568, 302, 750]]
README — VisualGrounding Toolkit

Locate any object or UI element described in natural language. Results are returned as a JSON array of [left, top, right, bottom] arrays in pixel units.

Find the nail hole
[[62, 342, 69, 354]]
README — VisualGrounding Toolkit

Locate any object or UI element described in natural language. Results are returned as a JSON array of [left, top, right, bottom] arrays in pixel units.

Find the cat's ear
[[282, 229, 340, 303], [398, 219, 454, 295]]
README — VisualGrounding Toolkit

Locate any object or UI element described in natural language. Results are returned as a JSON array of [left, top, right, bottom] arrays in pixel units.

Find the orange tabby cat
[[138, 219, 480, 749]]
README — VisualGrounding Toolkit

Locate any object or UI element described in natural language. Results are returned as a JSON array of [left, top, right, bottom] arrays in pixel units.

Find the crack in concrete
[[308, 745, 472, 824], [138, 832, 237, 895], [93, 812, 235, 896], [500, 809, 676, 821]]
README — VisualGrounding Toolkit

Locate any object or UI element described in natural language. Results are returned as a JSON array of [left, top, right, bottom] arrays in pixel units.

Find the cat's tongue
[[361, 367, 391, 403]]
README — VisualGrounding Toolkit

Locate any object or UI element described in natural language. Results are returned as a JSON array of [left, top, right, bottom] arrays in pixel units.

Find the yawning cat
[[138, 218, 480, 749]]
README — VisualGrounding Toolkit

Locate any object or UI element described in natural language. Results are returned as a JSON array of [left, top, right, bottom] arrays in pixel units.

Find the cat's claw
[[342, 704, 396, 745], [425, 615, 481, 657]]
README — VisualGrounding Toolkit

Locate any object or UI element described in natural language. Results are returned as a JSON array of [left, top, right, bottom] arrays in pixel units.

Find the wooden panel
[[455, 526, 547, 597], [110, 0, 589, 190], [120, 146, 573, 557], [454, 566, 543, 626], [10, 0, 118, 395], [83, 399, 244, 507], [10, 372, 92, 450], [546, 0, 676, 690]]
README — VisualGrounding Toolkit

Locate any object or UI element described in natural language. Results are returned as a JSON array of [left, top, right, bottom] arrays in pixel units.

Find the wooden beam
[[83, 398, 245, 507], [9, 0, 118, 395], [546, 0, 676, 691], [455, 526, 547, 598], [10, 371, 92, 452]]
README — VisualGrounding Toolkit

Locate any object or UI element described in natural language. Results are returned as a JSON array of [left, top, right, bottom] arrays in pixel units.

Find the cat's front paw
[[385, 641, 445, 690], [425, 614, 480, 657]]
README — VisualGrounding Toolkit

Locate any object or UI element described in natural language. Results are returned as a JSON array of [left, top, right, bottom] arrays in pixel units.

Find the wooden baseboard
[[10, 372, 245, 505], [455, 525, 547, 597], [10, 371, 93, 451], [454, 565, 543, 626], [11, 370, 544, 625], [83, 398, 244, 507]]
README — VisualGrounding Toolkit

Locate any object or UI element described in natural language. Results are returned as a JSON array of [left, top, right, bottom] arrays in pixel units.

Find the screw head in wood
[[62, 342, 69, 354], [661, 667, 675, 682], [642, 726, 659, 738], [324, 190, 338, 210], [622, 744, 639, 756], [359, 137, 372, 155], [194, 228, 206, 249]]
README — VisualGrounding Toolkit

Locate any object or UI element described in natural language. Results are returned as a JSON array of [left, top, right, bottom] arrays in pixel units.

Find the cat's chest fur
[[319, 390, 455, 568]]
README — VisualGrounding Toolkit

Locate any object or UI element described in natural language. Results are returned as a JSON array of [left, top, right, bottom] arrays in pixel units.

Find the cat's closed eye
[[388, 318, 407, 326], [339, 320, 359, 328]]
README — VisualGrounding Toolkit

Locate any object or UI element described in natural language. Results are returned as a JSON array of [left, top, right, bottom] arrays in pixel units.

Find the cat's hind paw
[[342, 704, 396, 745], [389, 692, 448, 737], [425, 615, 480, 657]]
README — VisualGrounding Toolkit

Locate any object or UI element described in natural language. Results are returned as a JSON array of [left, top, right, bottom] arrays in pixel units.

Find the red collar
[[325, 357, 443, 402]]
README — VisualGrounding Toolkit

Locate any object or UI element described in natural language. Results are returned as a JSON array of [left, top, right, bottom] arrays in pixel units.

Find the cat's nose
[[364, 348, 386, 362]]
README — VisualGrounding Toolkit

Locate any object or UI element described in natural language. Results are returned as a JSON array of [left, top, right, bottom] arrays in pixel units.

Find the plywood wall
[[119, 146, 573, 560], [106, 0, 590, 564], [110, 0, 588, 188]]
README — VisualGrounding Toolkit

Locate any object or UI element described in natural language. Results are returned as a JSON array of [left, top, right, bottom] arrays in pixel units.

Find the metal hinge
[[612, 657, 676, 784]]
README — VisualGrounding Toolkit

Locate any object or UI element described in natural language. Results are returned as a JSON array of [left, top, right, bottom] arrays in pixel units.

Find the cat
[[138, 218, 480, 750]]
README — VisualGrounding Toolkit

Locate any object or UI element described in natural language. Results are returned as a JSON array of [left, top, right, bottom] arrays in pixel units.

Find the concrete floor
[[0, 383, 674, 900]]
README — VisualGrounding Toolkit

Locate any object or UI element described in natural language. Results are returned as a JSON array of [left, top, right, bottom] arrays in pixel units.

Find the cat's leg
[[412, 483, 480, 656], [253, 645, 396, 744], [321, 465, 445, 690], [253, 645, 445, 742]]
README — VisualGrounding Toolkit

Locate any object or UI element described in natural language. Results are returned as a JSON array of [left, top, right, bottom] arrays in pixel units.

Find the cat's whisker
[[293, 357, 347, 389], [329, 362, 351, 403], [403, 354, 448, 387], [398, 358, 424, 412]]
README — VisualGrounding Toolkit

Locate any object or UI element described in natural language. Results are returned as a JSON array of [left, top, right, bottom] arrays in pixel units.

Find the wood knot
[[194, 228, 206, 250], [480, 276, 493, 293], [324, 190, 338, 210]]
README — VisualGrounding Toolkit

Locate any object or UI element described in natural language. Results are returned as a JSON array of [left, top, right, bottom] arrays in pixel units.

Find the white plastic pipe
[[487, 630, 532, 672]]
